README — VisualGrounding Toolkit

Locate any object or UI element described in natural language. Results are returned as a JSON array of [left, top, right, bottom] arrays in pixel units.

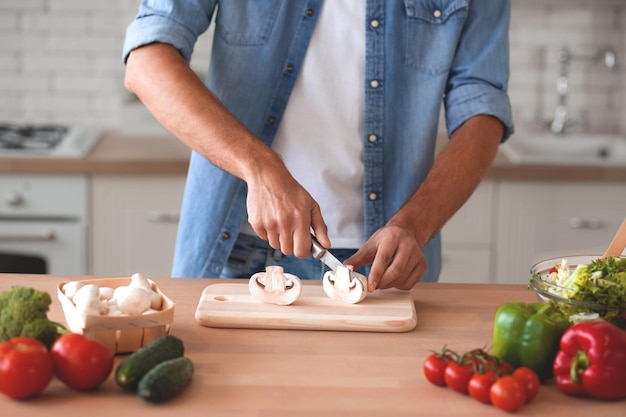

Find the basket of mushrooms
[[57, 273, 174, 353]]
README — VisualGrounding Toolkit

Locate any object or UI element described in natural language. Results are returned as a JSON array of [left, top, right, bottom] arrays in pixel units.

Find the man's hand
[[344, 115, 504, 292], [246, 165, 330, 259], [344, 224, 427, 292], [125, 43, 331, 258]]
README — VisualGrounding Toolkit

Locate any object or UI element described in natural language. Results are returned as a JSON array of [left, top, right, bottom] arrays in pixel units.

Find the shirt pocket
[[403, 0, 469, 75], [215, 1, 282, 46]]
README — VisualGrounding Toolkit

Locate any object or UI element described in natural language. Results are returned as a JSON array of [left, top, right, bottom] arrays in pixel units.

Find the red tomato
[[50, 333, 113, 391], [489, 376, 527, 412], [496, 360, 514, 376], [512, 367, 541, 403], [444, 362, 474, 394], [468, 371, 497, 404], [0, 336, 54, 400], [423, 353, 452, 386]]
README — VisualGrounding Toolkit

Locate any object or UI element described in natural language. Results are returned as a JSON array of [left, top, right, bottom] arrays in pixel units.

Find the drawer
[[0, 174, 88, 218]]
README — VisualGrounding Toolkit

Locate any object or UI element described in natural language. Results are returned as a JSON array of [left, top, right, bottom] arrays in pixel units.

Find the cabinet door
[[495, 181, 626, 284], [91, 176, 186, 277], [439, 180, 494, 283]]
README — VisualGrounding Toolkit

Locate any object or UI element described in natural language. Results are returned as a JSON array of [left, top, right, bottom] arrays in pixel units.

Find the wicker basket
[[57, 277, 175, 354]]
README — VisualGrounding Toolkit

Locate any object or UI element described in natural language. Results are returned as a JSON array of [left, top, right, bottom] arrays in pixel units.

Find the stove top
[[0, 124, 102, 159]]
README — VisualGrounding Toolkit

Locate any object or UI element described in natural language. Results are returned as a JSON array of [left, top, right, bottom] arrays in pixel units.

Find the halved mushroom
[[322, 265, 367, 304], [248, 265, 302, 305]]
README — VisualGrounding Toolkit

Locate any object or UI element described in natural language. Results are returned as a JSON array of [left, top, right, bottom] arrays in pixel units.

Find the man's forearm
[[388, 115, 503, 247], [124, 42, 283, 183]]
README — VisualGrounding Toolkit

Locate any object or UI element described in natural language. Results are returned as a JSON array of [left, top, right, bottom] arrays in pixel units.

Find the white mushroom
[[115, 285, 152, 316], [249, 265, 302, 306], [98, 286, 115, 301], [62, 280, 85, 301], [322, 265, 367, 304], [72, 284, 105, 316], [130, 272, 162, 310]]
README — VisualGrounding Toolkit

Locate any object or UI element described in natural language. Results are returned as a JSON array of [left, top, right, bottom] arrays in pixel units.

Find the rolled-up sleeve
[[122, 0, 216, 63], [444, 0, 514, 141]]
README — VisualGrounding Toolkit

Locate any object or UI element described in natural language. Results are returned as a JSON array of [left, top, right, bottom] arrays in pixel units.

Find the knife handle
[[310, 234, 326, 260]]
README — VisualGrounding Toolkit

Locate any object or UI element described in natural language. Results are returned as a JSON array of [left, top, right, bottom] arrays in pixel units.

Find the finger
[[279, 230, 294, 256], [293, 226, 312, 259], [367, 246, 395, 292], [343, 246, 373, 272], [266, 231, 280, 250], [396, 262, 420, 290], [392, 252, 427, 290], [309, 204, 330, 248], [254, 228, 268, 241]]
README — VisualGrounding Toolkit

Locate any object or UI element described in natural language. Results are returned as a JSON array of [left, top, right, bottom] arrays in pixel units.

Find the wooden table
[[0, 274, 623, 417]]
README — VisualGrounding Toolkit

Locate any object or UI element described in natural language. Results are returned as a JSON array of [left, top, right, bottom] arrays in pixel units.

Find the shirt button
[[433, 10, 442, 18], [368, 134, 378, 143], [306, 9, 315, 17], [369, 192, 378, 201], [285, 64, 294, 73], [370, 79, 380, 88], [222, 232, 231, 240], [370, 19, 380, 28], [267, 116, 276, 125]]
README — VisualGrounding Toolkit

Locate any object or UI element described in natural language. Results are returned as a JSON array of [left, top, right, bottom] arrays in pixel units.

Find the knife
[[311, 234, 359, 282]]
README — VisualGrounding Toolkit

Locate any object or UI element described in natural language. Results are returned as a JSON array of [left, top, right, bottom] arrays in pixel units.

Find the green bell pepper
[[492, 302, 570, 381]]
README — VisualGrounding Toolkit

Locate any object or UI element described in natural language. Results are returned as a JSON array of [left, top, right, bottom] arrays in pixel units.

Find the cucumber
[[137, 357, 194, 403], [115, 335, 185, 391]]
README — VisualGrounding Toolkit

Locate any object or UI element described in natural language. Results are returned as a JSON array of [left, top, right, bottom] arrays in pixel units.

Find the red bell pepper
[[553, 320, 626, 401]]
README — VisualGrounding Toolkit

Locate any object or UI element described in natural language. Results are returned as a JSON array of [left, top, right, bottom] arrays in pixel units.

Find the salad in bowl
[[529, 255, 626, 329]]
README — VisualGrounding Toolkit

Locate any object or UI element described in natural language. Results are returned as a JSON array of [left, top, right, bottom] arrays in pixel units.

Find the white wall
[[509, 0, 625, 136], [0, 0, 624, 137]]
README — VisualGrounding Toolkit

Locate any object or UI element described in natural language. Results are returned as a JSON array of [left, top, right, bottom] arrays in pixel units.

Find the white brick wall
[[510, 0, 626, 136], [0, 0, 624, 138]]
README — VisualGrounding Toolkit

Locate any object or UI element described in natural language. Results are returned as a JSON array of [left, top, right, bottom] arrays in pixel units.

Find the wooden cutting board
[[195, 282, 417, 332]]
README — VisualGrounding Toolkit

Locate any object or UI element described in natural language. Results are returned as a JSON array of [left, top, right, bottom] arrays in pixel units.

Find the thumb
[[344, 244, 374, 271]]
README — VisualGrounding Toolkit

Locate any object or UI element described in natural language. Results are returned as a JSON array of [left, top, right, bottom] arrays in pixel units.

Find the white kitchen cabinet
[[494, 181, 626, 284], [439, 180, 494, 283], [90, 176, 186, 278]]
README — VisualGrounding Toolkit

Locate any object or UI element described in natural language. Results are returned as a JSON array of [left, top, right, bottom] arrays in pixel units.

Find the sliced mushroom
[[322, 265, 367, 304], [249, 265, 302, 306]]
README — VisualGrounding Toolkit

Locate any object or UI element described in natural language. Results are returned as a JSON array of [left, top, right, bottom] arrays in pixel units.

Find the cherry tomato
[[0, 336, 54, 400], [496, 360, 514, 376], [423, 352, 454, 386], [468, 371, 497, 404], [463, 354, 485, 373], [512, 367, 541, 403], [50, 333, 114, 391], [444, 362, 474, 394], [489, 376, 527, 412]]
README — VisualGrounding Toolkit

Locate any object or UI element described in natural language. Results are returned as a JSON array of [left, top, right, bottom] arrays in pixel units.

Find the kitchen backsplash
[[0, 0, 624, 138]]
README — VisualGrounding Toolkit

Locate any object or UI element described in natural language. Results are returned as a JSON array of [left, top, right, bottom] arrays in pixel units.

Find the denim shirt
[[123, 0, 514, 280]]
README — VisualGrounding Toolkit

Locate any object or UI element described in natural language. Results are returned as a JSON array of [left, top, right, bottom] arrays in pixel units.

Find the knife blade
[[311, 234, 344, 272], [311, 234, 367, 290]]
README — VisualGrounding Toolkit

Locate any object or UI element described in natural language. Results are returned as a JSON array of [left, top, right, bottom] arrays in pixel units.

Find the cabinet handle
[[569, 217, 603, 230], [0, 228, 56, 242], [4, 191, 24, 207], [145, 211, 180, 223]]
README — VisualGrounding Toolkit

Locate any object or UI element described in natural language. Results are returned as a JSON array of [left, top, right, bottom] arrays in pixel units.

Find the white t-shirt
[[243, 1, 366, 249]]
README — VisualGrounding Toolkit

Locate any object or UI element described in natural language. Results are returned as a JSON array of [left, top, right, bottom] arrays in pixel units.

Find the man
[[123, 1, 513, 291]]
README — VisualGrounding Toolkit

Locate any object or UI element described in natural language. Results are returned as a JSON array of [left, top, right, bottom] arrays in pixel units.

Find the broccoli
[[0, 286, 66, 348]]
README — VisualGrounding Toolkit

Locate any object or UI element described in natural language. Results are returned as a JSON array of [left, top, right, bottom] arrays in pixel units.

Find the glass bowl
[[529, 254, 626, 329]]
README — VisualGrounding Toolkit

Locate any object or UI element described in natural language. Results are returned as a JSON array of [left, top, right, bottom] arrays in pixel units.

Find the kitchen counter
[[2, 130, 626, 181], [0, 131, 191, 176], [1, 274, 623, 416]]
